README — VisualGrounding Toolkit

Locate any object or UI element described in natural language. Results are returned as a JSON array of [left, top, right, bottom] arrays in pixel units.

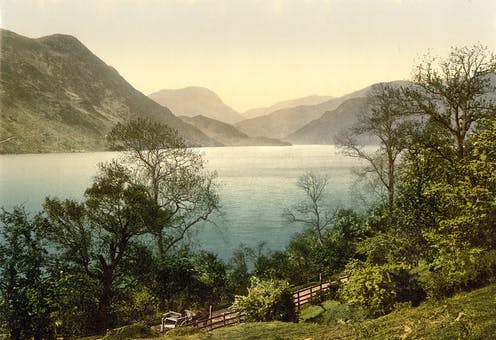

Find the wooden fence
[[166, 274, 349, 333], [292, 275, 348, 310], [183, 310, 244, 331]]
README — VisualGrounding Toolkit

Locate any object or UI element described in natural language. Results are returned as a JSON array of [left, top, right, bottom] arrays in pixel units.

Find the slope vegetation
[[161, 283, 496, 339]]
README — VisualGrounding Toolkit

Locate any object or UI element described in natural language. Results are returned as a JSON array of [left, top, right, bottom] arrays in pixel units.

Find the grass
[[153, 283, 496, 339]]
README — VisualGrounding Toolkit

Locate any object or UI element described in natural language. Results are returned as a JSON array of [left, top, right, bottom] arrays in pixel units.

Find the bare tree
[[337, 84, 412, 210], [284, 172, 333, 247]]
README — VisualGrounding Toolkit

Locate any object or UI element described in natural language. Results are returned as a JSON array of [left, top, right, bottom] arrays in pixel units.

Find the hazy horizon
[[1, 0, 495, 112]]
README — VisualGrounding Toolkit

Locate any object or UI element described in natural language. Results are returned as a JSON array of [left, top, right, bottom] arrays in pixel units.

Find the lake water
[[0, 145, 363, 260]]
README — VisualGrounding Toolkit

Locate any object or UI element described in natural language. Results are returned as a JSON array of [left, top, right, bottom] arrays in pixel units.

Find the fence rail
[[164, 274, 349, 333], [183, 310, 244, 331]]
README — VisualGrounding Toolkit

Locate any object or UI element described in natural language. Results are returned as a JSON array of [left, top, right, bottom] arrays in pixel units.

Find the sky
[[1, 0, 496, 112]]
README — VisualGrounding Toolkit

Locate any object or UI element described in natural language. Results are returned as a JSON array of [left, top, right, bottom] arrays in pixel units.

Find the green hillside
[[159, 283, 496, 340]]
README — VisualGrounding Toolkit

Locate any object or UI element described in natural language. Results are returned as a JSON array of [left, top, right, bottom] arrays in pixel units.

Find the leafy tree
[[42, 162, 153, 331], [284, 172, 333, 246], [0, 207, 56, 340], [107, 119, 219, 259], [337, 84, 412, 210], [405, 45, 496, 159], [226, 245, 254, 296]]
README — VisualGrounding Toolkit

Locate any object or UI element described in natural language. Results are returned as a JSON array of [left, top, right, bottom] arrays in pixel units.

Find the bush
[[231, 277, 297, 322], [102, 322, 158, 340], [338, 261, 424, 316], [420, 248, 496, 299]]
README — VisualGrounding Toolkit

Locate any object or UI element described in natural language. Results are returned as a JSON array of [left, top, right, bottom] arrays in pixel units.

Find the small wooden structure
[[160, 310, 194, 332]]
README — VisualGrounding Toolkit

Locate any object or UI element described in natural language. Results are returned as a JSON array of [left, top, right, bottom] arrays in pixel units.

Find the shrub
[[420, 248, 496, 299], [231, 277, 297, 322], [102, 322, 158, 340], [338, 260, 424, 316]]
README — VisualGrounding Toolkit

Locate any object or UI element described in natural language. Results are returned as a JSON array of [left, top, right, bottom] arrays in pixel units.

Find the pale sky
[[1, 0, 496, 112]]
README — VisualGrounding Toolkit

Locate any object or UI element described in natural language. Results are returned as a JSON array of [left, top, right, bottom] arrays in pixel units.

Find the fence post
[[319, 272, 323, 293], [223, 312, 226, 327], [297, 290, 300, 311], [209, 305, 213, 329]]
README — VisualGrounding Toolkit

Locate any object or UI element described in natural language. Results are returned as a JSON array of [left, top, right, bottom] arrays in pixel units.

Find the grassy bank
[[152, 283, 496, 340]]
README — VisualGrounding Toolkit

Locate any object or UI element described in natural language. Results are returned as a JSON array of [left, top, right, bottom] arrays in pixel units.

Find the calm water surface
[[0, 145, 362, 259]]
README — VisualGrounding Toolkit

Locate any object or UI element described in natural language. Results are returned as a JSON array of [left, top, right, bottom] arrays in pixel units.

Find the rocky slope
[[0, 29, 218, 153]]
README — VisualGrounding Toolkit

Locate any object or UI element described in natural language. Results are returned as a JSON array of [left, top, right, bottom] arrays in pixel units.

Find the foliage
[[42, 162, 153, 331], [102, 322, 158, 340], [113, 286, 161, 325], [153, 248, 229, 311], [49, 270, 101, 337], [107, 118, 219, 259], [231, 277, 297, 322], [405, 45, 496, 158], [162, 285, 496, 339], [0, 207, 56, 340], [338, 260, 424, 316], [337, 83, 413, 209]]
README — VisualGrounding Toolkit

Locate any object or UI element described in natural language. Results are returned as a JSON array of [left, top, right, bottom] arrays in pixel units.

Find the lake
[[0, 145, 364, 260]]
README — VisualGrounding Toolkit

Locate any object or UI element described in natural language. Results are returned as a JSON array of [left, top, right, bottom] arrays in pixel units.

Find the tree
[[0, 207, 55, 340], [284, 172, 333, 246], [42, 161, 153, 331], [107, 119, 219, 258], [337, 84, 412, 210], [405, 45, 496, 159]]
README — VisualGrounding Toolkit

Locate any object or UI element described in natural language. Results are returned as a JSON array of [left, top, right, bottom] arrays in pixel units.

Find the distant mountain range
[[1, 28, 437, 154], [286, 97, 369, 144], [242, 95, 334, 119], [179, 115, 290, 146], [149, 87, 245, 124], [234, 86, 370, 140], [0, 29, 219, 153]]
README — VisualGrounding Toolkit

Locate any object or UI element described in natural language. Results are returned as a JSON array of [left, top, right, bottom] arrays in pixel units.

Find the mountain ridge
[[179, 115, 290, 146], [149, 87, 244, 124], [242, 95, 334, 119], [0, 29, 219, 153]]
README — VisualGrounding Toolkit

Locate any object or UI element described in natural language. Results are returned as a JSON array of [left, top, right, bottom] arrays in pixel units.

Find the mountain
[[0, 29, 219, 154], [286, 81, 413, 144], [286, 97, 369, 144], [234, 87, 370, 140], [179, 115, 290, 146], [242, 95, 334, 119], [149, 87, 244, 124]]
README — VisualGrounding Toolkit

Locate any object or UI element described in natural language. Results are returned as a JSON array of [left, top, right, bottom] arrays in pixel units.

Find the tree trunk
[[97, 269, 114, 332]]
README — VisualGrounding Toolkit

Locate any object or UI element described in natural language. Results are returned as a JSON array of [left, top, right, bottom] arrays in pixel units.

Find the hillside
[[160, 283, 496, 339], [286, 97, 369, 144], [0, 29, 218, 154], [242, 95, 333, 119], [235, 81, 409, 142], [234, 86, 370, 140], [149, 87, 244, 124], [179, 115, 290, 146]]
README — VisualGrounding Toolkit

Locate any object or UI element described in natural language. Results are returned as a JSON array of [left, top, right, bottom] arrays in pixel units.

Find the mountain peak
[[149, 87, 244, 124]]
